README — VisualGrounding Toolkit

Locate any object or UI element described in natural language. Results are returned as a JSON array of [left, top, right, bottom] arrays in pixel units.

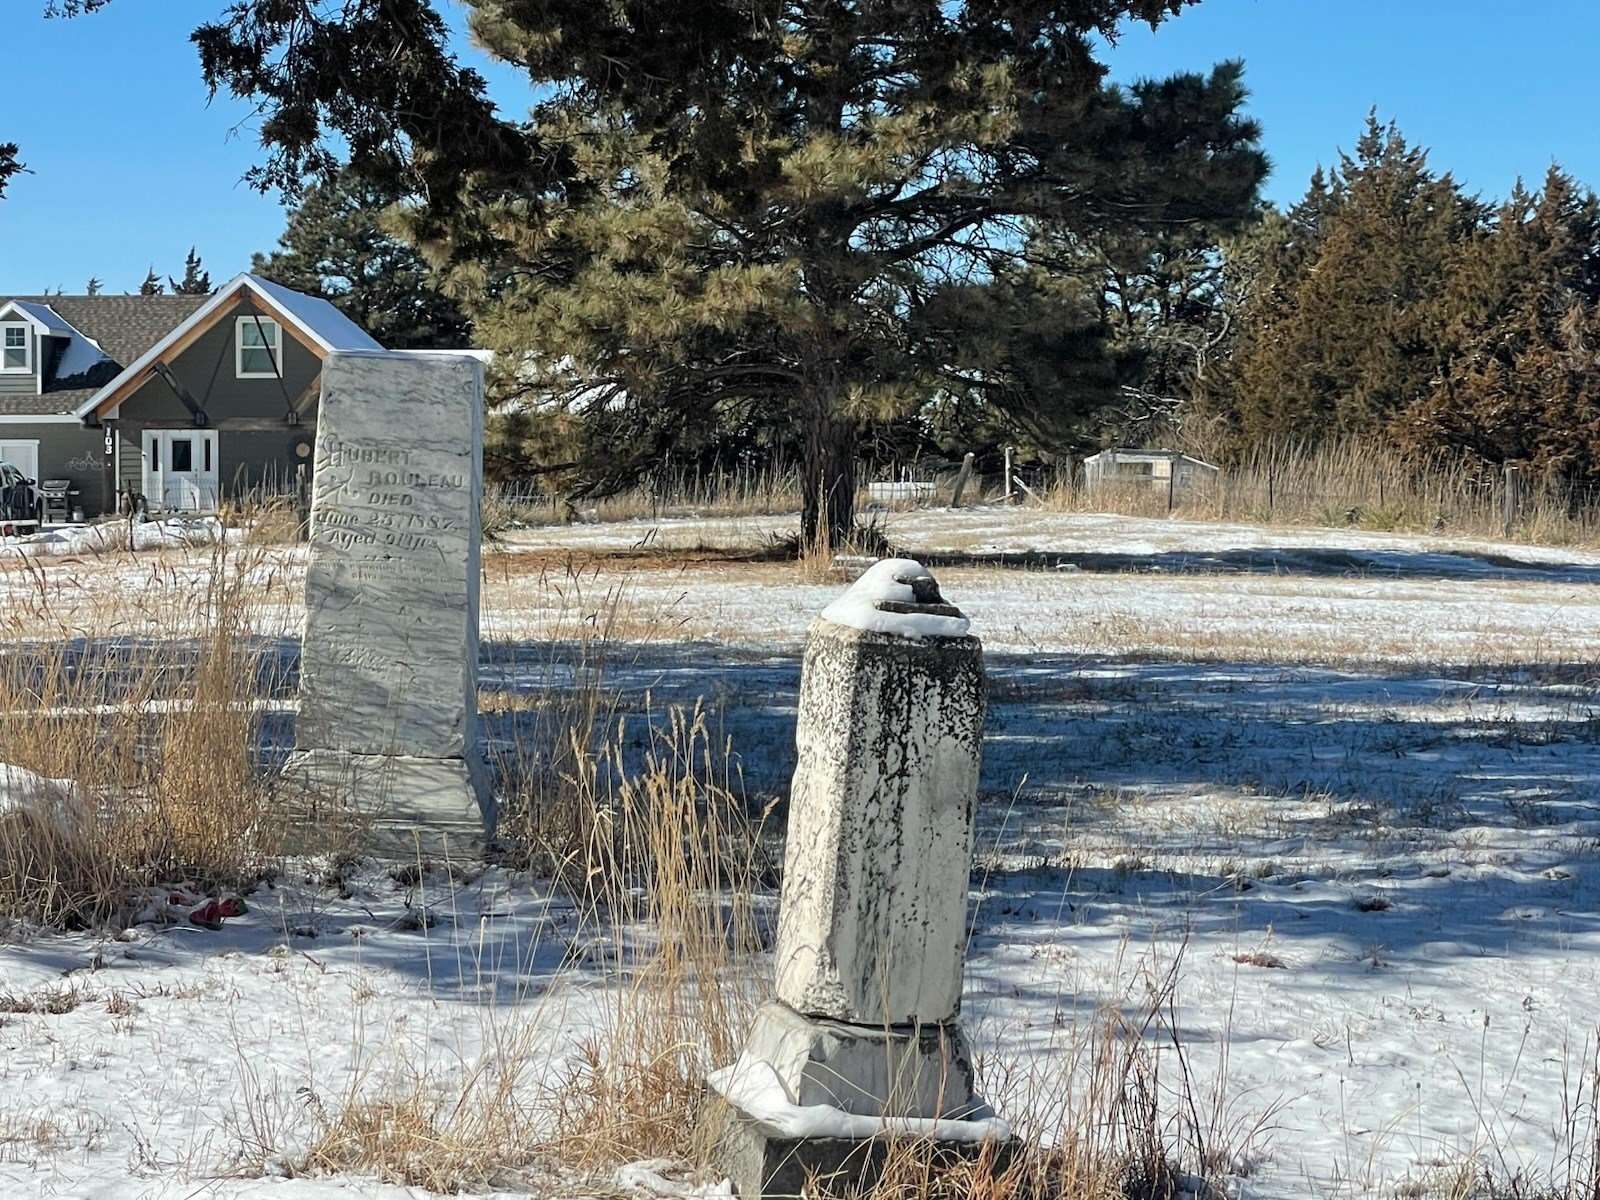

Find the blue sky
[[1, 0, 1597, 295]]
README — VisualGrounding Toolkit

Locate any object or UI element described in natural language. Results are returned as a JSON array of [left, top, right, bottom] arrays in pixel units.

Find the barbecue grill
[[40, 479, 78, 523]]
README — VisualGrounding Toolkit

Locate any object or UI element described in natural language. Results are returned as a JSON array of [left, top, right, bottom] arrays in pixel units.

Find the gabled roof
[[5, 301, 114, 385], [0, 295, 209, 373], [245, 275, 381, 352], [0, 293, 210, 416], [74, 273, 384, 421], [8, 300, 77, 339]]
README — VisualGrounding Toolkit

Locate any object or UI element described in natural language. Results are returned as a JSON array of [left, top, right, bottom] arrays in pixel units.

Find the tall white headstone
[[284, 350, 494, 846]]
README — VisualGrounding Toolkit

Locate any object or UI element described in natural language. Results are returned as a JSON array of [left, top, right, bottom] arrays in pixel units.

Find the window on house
[[1, 324, 29, 373], [171, 439, 194, 473], [236, 316, 282, 378]]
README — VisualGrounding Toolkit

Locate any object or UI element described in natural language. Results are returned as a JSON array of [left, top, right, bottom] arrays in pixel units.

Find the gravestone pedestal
[[283, 350, 494, 852], [285, 752, 492, 847], [708, 560, 1003, 1198]]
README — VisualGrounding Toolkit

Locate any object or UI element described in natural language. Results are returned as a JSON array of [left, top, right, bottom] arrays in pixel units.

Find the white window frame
[[0, 323, 31, 374], [235, 315, 282, 379]]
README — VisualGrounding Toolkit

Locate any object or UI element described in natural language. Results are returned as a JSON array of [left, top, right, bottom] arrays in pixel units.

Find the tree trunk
[[801, 403, 857, 555]]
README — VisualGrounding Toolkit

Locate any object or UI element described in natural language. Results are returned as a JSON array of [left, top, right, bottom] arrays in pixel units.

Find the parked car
[[0, 461, 43, 523]]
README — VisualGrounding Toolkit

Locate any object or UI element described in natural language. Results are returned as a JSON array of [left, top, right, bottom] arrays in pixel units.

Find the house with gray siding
[[0, 274, 384, 517]]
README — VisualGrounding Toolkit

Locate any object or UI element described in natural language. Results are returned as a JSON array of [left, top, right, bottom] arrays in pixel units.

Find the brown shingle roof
[[0, 392, 94, 417], [4, 295, 208, 372]]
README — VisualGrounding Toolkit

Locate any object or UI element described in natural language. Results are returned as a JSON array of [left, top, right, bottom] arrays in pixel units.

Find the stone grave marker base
[[703, 1096, 1016, 1200], [739, 1001, 978, 1118], [283, 748, 493, 856]]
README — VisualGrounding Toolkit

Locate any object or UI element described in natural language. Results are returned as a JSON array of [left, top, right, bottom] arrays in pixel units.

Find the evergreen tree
[[137, 267, 164, 296], [1399, 167, 1600, 479], [169, 247, 213, 295], [252, 170, 470, 349], [1036, 212, 1263, 446], [0, 143, 20, 200], [197, 0, 1266, 548], [85, 277, 102, 296], [1224, 115, 1482, 444]]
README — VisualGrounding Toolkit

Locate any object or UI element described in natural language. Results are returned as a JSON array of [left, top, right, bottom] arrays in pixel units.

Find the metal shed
[[1081, 448, 1219, 493]]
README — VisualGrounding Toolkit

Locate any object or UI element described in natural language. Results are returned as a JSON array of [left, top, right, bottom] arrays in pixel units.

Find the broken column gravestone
[[709, 559, 1009, 1198], [284, 349, 495, 847]]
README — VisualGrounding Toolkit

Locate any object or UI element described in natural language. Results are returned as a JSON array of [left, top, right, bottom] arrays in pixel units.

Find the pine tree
[[197, 0, 1267, 548], [0, 143, 21, 200], [252, 170, 469, 349], [85, 277, 102, 296], [169, 247, 213, 295], [1036, 213, 1261, 446], [137, 268, 164, 297], [1399, 167, 1600, 479], [1224, 115, 1482, 444]]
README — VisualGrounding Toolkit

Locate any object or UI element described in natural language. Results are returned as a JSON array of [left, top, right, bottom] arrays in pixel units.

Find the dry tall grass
[[295, 1020, 542, 1193], [1047, 439, 1600, 547], [544, 703, 769, 1168], [488, 438, 1600, 550], [273, 703, 768, 1191], [486, 463, 807, 529], [484, 562, 637, 881], [0, 522, 293, 929]]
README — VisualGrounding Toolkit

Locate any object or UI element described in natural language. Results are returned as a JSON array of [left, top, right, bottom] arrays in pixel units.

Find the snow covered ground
[[1, 507, 1599, 1197], [0, 515, 230, 559]]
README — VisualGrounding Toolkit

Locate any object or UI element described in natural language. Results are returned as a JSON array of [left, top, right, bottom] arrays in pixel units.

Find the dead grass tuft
[[300, 1073, 534, 1194], [1048, 436, 1600, 549], [0, 519, 297, 929], [544, 703, 769, 1169]]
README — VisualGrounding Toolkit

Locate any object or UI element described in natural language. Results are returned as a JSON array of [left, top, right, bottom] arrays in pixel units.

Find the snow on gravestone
[[714, 561, 990, 1136], [284, 350, 494, 845], [774, 559, 981, 1029]]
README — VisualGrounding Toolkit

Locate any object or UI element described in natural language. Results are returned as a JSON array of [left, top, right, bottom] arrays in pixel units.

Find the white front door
[[143, 430, 219, 512]]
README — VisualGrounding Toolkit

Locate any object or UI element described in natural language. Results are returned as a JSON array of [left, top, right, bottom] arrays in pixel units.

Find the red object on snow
[[186, 894, 248, 930]]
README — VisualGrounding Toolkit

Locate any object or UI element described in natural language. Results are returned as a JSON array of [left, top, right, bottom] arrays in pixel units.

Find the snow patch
[[0, 762, 77, 828], [820, 558, 971, 639], [617, 1159, 734, 1199], [2, 517, 228, 559], [707, 1060, 1011, 1144]]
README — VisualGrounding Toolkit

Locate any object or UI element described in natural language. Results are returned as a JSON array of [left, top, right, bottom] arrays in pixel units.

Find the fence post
[[1267, 461, 1275, 513], [1166, 461, 1176, 514], [1002, 446, 1015, 505], [295, 463, 310, 541], [950, 452, 975, 507], [1504, 464, 1520, 538]]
